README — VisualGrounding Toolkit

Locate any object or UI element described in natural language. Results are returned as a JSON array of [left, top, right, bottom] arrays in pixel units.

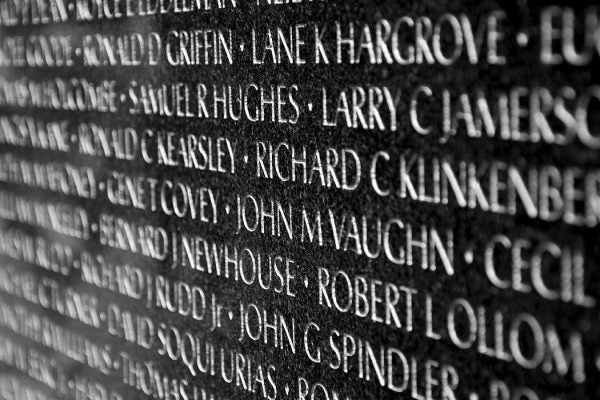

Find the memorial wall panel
[[0, 1, 599, 399]]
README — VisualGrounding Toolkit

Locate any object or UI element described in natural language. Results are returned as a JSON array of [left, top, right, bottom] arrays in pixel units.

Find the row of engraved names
[[0, 0, 323, 27], [3, 9, 599, 67], [1, 80, 598, 150]]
